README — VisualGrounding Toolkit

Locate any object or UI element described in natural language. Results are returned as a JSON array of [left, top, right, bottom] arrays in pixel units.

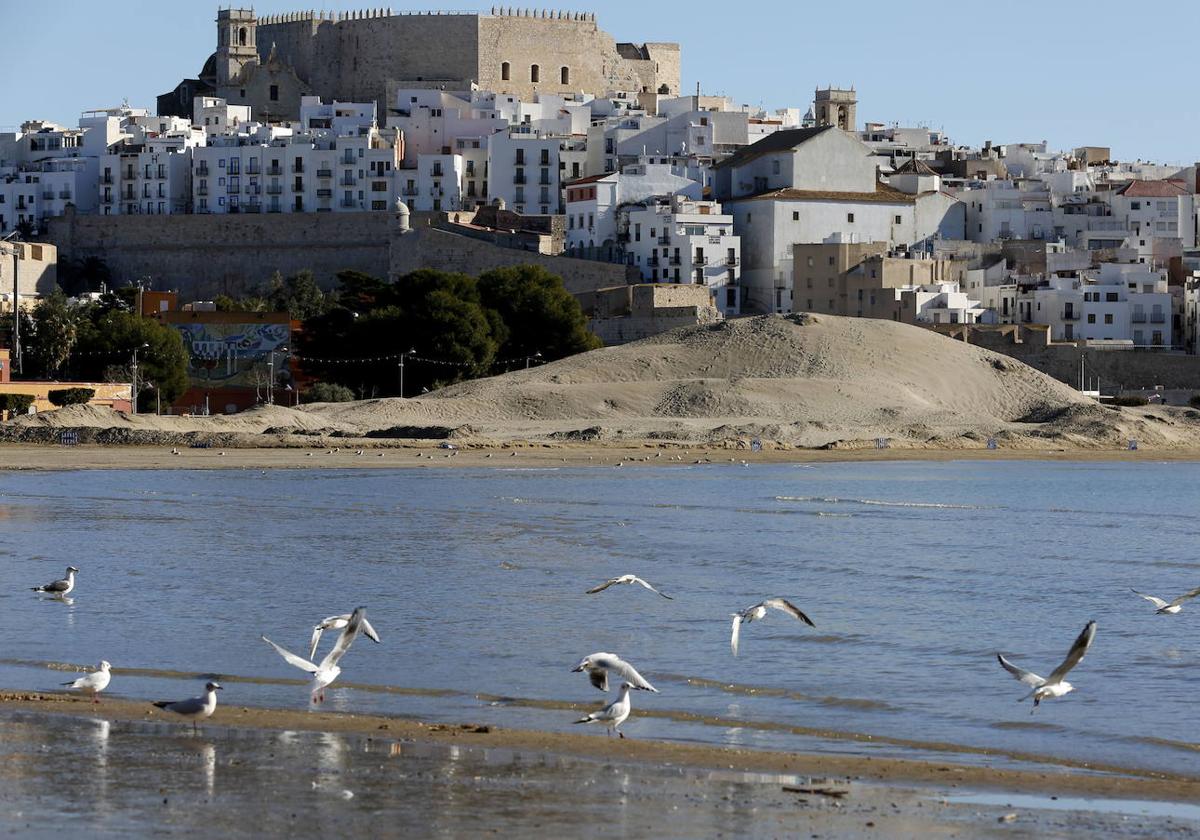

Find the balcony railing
[[726, 257, 740, 266], [267, 166, 283, 176], [1132, 313, 1147, 323], [432, 168, 444, 177], [317, 189, 333, 198], [341, 176, 356, 186], [657, 235, 670, 245], [266, 184, 282, 195], [513, 174, 526, 184], [317, 168, 333, 179], [247, 164, 261, 175], [539, 175, 552, 185], [59, 191, 72, 200], [342, 154, 356, 165], [1151, 313, 1166, 324], [226, 184, 239, 194], [402, 186, 419, 196], [1061, 310, 1080, 321], [291, 164, 304, 173], [100, 174, 113, 184], [647, 257, 660, 267], [669, 256, 682, 266], [196, 167, 210, 177], [42, 192, 54, 200], [246, 185, 260, 195], [341, 199, 356, 208], [694, 256, 708, 266]]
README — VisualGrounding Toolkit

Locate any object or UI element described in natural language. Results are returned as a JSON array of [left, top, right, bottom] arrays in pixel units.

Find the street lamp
[[525, 351, 542, 370], [267, 345, 289, 406], [145, 382, 161, 416], [130, 342, 149, 415], [399, 347, 416, 398]]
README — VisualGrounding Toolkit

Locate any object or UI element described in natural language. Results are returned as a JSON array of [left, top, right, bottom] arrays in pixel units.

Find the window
[[1104, 314, 1114, 325], [561, 66, 569, 85], [269, 85, 279, 101], [894, 215, 902, 224], [530, 64, 540, 83], [793, 211, 800, 221], [1106, 292, 1118, 302], [1087, 314, 1096, 324], [501, 62, 511, 81], [238, 27, 247, 46], [773, 160, 781, 175], [828, 256, 835, 266], [847, 213, 855, 223]]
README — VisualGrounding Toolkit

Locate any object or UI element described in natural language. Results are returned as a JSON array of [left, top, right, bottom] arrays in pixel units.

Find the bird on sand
[[730, 599, 815, 656], [32, 566, 78, 596], [997, 620, 1097, 710], [263, 607, 368, 704], [153, 681, 223, 731], [1130, 586, 1200, 615], [572, 652, 658, 693], [308, 612, 382, 659], [574, 683, 633, 737], [63, 661, 111, 704], [586, 575, 673, 600]]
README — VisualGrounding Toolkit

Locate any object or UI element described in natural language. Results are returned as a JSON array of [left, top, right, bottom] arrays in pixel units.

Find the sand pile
[[306, 314, 1200, 448]]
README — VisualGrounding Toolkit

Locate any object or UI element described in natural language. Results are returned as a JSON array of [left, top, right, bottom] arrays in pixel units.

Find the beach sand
[[2, 691, 1199, 838]]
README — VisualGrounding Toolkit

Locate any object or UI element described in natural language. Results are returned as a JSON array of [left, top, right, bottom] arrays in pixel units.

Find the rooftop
[[712, 126, 833, 170]]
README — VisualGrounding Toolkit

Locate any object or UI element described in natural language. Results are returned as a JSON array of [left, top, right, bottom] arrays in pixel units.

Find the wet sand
[[3, 442, 1200, 472]]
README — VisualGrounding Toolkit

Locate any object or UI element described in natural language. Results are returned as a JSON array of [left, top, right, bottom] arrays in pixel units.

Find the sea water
[[2, 460, 1198, 777]]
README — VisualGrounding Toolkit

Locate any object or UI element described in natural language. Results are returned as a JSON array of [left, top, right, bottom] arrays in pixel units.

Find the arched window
[[501, 62, 510, 81], [238, 27, 247, 46], [530, 64, 540, 83], [561, 66, 570, 85]]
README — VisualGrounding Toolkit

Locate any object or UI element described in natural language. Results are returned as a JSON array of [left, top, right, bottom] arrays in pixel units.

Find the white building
[[486, 131, 569, 215], [563, 159, 702, 251], [1020, 262, 1173, 346]]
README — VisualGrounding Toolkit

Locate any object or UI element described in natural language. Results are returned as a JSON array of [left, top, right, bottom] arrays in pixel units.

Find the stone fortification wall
[[45, 210, 399, 300]]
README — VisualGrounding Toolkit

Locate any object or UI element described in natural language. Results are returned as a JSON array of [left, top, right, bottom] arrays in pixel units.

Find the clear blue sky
[[3, 0, 1197, 164]]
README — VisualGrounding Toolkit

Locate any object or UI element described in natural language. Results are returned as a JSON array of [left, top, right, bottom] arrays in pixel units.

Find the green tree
[[267, 270, 329, 320], [26, 291, 79, 379], [73, 310, 189, 411], [477, 265, 602, 364], [48, 387, 95, 407], [300, 382, 355, 404], [58, 256, 113, 297]]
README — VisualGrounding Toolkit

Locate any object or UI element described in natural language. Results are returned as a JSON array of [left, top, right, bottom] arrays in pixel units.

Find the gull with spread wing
[[586, 575, 673, 600], [1130, 586, 1200, 615], [308, 613, 382, 659], [997, 620, 1096, 710], [263, 606, 368, 704], [572, 652, 658, 693], [731, 598, 815, 656]]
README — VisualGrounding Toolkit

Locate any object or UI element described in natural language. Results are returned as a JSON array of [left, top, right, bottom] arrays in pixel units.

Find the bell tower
[[813, 87, 857, 133], [215, 8, 258, 86]]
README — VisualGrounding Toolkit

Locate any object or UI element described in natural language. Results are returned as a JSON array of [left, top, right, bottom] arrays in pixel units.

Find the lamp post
[[267, 345, 289, 406], [525, 351, 542, 370], [145, 382, 161, 416], [130, 342, 149, 415], [399, 347, 416, 398]]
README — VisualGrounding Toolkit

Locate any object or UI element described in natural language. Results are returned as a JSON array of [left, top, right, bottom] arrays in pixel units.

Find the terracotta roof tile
[[712, 126, 834, 170], [1118, 179, 1190, 198], [731, 181, 917, 205]]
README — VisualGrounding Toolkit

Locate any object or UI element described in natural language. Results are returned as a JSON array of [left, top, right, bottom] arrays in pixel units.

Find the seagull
[[62, 661, 111, 704], [574, 682, 633, 738], [263, 606, 367, 704], [32, 566, 78, 596], [586, 575, 673, 600], [572, 652, 658, 693], [308, 613, 382, 659], [1130, 586, 1200, 615], [731, 598, 815, 656], [997, 620, 1097, 709], [153, 681, 223, 731]]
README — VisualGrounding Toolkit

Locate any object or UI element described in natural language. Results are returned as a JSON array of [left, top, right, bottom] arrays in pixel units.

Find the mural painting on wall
[[174, 322, 291, 389]]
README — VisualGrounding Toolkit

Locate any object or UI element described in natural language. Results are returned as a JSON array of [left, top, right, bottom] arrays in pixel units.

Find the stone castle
[[159, 7, 681, 121]]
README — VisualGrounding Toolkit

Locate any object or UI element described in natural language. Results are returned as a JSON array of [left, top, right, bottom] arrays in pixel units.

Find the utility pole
[[399, 347, 415, 398]]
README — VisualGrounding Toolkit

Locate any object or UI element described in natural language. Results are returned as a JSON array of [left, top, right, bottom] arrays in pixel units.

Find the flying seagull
[[154, 681, 223, 731], [586, 575, 673, 600], [308, 613, 382, 659], [1130, 586, 1200, 615], [263, 606, 367, 704], [32, 566, 78, 596], [997, 620, 1097, 709], [730, 598, 815, 656], [574, 682, 633, 738], [62, 661, 111, 704], [572, 652, 658, 693]]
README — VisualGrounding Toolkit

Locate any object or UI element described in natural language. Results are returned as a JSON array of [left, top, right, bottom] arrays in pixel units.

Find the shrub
[[48, 387, 96, 408], [300, 382, 356, 404], [0, 393, 36, 416], [1189, 394, 1200, 409], [1111, 396, 1149, 407]]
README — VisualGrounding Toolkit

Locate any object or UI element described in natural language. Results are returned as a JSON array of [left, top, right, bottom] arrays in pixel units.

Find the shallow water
[[3, 461, 1200, 777]]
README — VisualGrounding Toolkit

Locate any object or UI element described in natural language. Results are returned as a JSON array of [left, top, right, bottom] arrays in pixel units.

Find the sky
[[3, 0, 1198, 164]]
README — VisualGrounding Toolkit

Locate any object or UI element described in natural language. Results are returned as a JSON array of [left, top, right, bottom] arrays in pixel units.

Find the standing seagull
[[153, 681, 223, 731], [32, 566, 78, 596], [263, 606, 367, 704], [730, 598, 815, 656], [586, 575, 673, 600], [308, 613, 382, 659], [574, 682, 633, 738], [997, 620, 1097, 709], [572, 652, 658, 693], [62, 661, 111, 704], [1130, 586, 1200, 615]]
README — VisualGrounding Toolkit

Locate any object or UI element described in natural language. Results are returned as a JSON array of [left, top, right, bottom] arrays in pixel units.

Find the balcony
[[657, 235, 670, 245], [100, 174, 113, 184], [196, 167, 210, 177], [402, 186, 419, 196], [266, 184, 282, 195], [432, 167, 444, 178], [342, 154, 356, 165], [317, 189, 333, 198], [539, 175, 552, 185], [317, 168, 333, 179], [42, 192, 54, 200], [1132, 313, 1147, 323], [513, 174, 526, 184], [267, 204, 282, 213], [246, 185, 260, 196], [726, 256, 740, 266], [341, 176, 356, 186], [669, 256, 682, 266], [121, 191, 135, 201], [247, 164, 261, 175], [694, 256, 709, 266], [226, 184, 239, 194], [341, 199, 356, 208], [1061, 310, 1080, 321], [267, 165, 283, 176], [647, 257, 661, 267], [59, 191, 72, 200], [291, 164, 304, 174], [1151, 313, 1166, 324]]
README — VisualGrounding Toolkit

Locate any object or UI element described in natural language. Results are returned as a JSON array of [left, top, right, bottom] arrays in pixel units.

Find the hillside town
[[3, 6, 1200, 414]]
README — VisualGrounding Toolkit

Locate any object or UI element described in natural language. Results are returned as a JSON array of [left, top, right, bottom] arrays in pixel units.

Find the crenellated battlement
[[256, 8, 597, 25]]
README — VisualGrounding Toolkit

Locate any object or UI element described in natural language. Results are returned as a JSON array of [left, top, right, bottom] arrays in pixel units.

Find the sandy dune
[[5, 314, 1200, 450]]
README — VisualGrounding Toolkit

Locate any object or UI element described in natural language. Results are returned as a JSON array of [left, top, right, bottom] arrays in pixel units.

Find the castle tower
[[215, 8, 259, 86], [813, 87, 857, 133]]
